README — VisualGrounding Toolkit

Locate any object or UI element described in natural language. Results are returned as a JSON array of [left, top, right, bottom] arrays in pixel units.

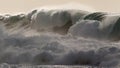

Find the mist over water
[[0, 5, 120, 68]]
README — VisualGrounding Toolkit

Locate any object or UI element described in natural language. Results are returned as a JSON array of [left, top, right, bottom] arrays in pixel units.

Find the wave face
[[0, 9, 120, 67], [30, 9, 89, 34]]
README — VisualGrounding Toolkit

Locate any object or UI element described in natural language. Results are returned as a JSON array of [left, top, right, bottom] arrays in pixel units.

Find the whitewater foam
[[0, 8, 120, 68]]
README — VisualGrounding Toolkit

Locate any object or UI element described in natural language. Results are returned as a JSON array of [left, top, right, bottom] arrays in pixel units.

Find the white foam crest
[[35, 2, 96, 12]]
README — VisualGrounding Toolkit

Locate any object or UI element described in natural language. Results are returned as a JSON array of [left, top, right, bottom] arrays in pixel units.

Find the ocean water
[[0, 8, 120, 68]]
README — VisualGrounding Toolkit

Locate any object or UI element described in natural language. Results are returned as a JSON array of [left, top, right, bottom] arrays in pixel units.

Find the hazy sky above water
[[0, 0, 120, 14]]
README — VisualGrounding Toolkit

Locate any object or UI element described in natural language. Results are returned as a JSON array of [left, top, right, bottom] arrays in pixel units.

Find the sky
[[0, 0, 120, 14]]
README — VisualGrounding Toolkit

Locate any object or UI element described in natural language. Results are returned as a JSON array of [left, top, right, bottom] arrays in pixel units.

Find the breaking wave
[[0, 8, 120, 67]]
